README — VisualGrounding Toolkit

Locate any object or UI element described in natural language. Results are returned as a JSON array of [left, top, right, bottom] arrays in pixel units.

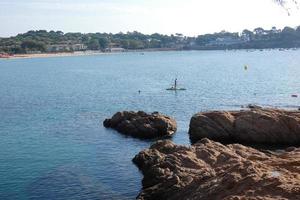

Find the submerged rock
[[103, 111, 177, 139], [189, 108, 300, 145], [133, 139, 300, 200]]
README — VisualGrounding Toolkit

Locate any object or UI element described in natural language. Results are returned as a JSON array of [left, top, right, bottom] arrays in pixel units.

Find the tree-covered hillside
[[1, 26, 300, 54], [0, 31, 187, 54]]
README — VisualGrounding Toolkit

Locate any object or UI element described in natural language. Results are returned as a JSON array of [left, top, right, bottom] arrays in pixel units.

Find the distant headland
[[1, 26, 300, 57]]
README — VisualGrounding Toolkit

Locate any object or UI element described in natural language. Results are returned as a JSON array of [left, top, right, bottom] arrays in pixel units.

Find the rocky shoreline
[[133, 139, 300, 200], [104, 108, 300, 199], [189, 108, 300, 145]]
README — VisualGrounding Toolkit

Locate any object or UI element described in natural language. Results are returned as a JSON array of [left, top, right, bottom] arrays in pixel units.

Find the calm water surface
[[1, 50, 300, 199]]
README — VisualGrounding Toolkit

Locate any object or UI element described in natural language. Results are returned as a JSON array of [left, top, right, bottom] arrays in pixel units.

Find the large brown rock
[[103, 111, 177, 139], [133, 139, 300, 200], [189, 108, 300, 145]]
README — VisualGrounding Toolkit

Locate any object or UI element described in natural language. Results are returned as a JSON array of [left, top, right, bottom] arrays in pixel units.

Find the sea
[[1, 49, 300, 199]]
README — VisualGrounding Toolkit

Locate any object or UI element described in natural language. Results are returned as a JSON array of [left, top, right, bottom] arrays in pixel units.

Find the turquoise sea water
[[1, 50, 300, 199]]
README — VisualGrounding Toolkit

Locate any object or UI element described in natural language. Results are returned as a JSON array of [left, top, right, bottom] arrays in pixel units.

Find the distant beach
[[1, 47, 298, 61], [0, 48, 180, 60], [0, 51, 114, 60]]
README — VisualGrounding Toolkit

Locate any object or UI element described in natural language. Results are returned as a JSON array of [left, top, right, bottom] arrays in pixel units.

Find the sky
[[1, 0, 300, 37]]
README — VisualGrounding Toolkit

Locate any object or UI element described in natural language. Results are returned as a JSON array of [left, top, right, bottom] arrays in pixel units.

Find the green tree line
[[1, 26, 300, 54]]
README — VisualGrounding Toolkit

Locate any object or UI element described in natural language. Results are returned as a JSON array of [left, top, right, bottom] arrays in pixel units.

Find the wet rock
[[133, 139, 300, 200], [103, 111, 177, 139], [189, 108, 300, 145]]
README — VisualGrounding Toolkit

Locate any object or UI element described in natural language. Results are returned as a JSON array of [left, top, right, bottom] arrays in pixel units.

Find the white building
[[46, 44, 87, 52]]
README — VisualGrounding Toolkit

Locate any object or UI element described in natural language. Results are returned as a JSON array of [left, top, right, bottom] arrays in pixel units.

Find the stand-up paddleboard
[[166, 87, 186, 91], [166, 78, 186, 91]]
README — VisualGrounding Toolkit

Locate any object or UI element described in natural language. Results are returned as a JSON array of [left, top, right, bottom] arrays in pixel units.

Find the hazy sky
[[1, 0, 300, 37]]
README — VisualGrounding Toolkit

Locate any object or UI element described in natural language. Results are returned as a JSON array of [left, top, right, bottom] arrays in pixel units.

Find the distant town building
[[207, 37, 244, 46], [71, 44, 87, 51], [241, 34, 251, 42], [105, 47, 126, 52], [46, 44, 87, 52], [26, 50, 42, 54], [271, 27, 281, 34]]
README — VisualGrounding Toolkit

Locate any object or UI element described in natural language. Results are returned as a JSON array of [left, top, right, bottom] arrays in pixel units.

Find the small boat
[[291, 94, 298, 98], [166, 79, 186, 91]]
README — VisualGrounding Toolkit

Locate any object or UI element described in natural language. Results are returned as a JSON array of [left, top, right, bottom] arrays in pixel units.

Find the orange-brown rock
[[103, 111, 177, 139], [189, 108, 300, 145], [133, 139, 300, 200]]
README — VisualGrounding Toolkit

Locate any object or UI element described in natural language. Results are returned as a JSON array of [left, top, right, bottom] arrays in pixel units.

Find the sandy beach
[[0, 48, 181, 60], [0, 51, 115, 60]]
